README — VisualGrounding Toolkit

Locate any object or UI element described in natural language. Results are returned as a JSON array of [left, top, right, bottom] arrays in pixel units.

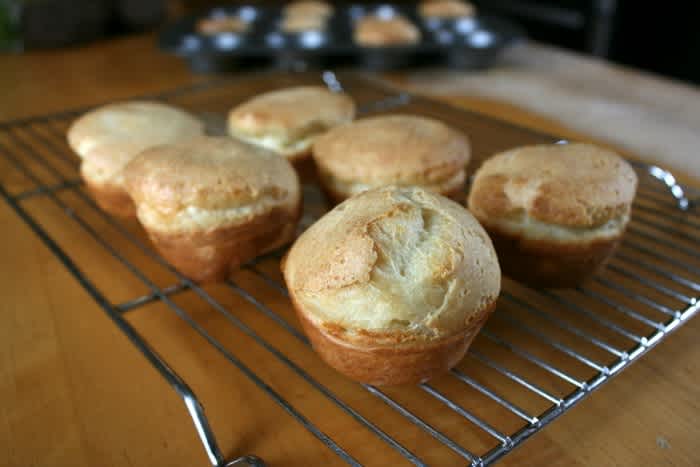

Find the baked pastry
[[124, 136, 301, 283], [312, 114, 470, 203], [354, 15, 421, 47], [283, 0, 334, 19], [283, 186, 501, 385], [419, 0, 475, 18], [197, 16, 249, 35], [281, 14, 326, 33], [467, 143, 638, 288], [228, 86, 355, 163], [67, 101, 204, 217]]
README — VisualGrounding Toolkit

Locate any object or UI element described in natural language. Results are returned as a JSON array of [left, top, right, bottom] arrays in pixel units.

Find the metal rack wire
[[0, 72, 698, 467]]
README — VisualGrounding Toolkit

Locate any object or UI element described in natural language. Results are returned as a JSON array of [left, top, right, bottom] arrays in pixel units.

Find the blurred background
[[1, 0, 699, 84]]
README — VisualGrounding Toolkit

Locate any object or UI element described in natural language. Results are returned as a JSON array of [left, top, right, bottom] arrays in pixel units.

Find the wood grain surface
[[1, 34, 699, 467], [391, 42, 700, 183]]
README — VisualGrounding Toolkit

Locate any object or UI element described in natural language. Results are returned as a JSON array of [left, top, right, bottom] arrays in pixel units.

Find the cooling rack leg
[[224, 457, 266, 467], [0, 185, 265, 467], [183, 392, 266, 466], [182, 391, 225, 466]]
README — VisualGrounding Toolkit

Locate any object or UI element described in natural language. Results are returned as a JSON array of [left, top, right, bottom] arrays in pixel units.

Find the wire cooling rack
[[0, 72, 698, 467]]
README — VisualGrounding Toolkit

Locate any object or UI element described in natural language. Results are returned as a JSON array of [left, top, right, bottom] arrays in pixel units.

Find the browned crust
[[146, 204, 301, 283], [318, 178, 466, 206], [353, 16, 421, 47], [467, 144, 637, 229], [85, 180, 136, 218], [68, 102, 205, 182], [283, 0, 334, 18], [291, 293, 497, 385], [196, 16, 249, 35], [124, 136, 300, 213], [281, 14, 326, 33], [312, 115, 470, 184], [482, 224, 622, 288], [228, 87, 356, 139], [419, 0, 475, 18]]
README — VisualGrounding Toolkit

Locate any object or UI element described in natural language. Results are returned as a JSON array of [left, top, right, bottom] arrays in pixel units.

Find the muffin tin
[[159, 3, 523, 72]]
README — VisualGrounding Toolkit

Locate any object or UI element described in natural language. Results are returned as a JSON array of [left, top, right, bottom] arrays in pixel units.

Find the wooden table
[[1, 34, 698, 467]]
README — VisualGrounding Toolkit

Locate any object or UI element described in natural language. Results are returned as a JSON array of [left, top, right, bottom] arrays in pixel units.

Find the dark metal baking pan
[[158, 3, 524, 72]]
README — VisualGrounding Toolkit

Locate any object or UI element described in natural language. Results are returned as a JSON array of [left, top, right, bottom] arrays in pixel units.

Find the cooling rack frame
[[1, 72, 698, 467]]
